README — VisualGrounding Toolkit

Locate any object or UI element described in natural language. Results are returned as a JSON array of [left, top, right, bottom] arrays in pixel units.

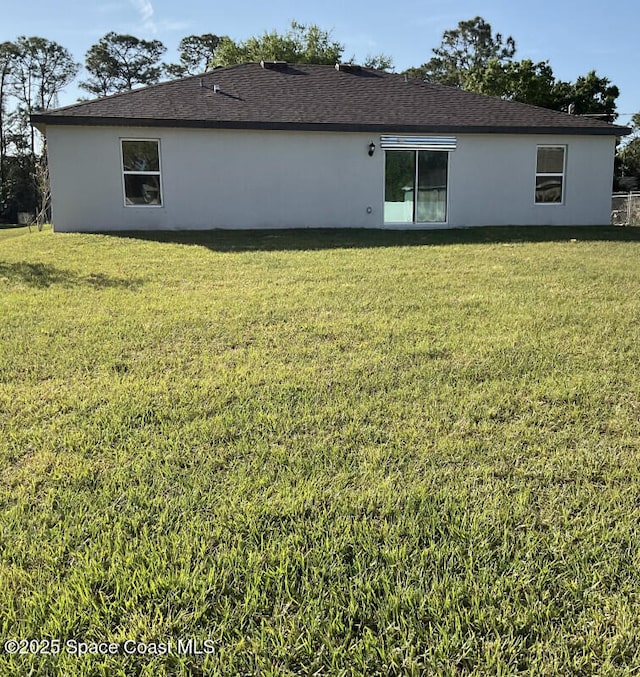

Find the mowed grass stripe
[[1, 226, 639, 676]]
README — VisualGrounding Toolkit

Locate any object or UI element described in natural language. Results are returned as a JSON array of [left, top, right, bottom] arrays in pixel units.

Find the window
[[384, 150, 449, 223], [121, 139, 162, 206], [535, 145, 565, 204]]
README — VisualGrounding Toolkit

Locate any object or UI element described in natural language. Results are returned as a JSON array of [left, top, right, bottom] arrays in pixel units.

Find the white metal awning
[[379, 136, 457, 151]]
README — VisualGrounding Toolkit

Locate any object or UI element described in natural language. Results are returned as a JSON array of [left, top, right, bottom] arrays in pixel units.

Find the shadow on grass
[[0, 261, 144, 289], [102, 225, 640, 252]]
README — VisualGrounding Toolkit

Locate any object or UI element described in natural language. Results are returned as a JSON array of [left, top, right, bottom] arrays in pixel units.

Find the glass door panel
[[416, 150, 447, 223], [384, 151, 415, 223]]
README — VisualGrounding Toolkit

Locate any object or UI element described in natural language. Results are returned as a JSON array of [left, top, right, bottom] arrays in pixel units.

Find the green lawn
[[1, 225, 640, 676]]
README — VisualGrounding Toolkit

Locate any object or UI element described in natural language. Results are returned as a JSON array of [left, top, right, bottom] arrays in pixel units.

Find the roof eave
[[29, 114, 631, 137]]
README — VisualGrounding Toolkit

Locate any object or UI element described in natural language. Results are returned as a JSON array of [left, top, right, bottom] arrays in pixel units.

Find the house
[[31, 62, 630, 232]]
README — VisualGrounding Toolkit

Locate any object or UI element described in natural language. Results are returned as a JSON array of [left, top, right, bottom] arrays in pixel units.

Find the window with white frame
[[535, 145, 565, 204], [121, 139, 162, 206]]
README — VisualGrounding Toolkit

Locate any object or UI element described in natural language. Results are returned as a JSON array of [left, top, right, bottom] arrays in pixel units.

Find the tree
[[466, 59, 561, 108], [406, 17, 620, 117], [7, 37, 79, 224], [11, 37, 79, 155], [616, 113, 640, 188], [0, 152, 36, 222], [165, 34, 222, 78], [468, 60, 619, 116], [363, 53, 394, 72], [566, 71, 619, 118], [208, 21, 392, 70], [81, 32, 166, 97], [211, 37, 247, 68], [408, 16, 515, 87], [211, 21, 344, 67], [0, 37, 77, 222], [0, 42, 18, 209], [11, 37, 79, 112], [617, 138, 640, 182]]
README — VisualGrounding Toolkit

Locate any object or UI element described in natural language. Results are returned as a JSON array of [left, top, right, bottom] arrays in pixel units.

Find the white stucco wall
[[448, 134, 616, 227], [46, 126, 382, 232], [45, 125, 616, 232]]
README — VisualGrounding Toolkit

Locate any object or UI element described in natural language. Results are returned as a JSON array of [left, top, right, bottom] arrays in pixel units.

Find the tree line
[[1, 17, 637, 223]]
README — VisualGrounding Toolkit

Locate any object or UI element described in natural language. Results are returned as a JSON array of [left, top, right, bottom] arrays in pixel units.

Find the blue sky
[[3, 0, 638, 126]]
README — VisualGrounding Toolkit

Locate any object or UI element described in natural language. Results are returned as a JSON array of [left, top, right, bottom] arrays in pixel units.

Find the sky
[[2, 0, 639, 128]]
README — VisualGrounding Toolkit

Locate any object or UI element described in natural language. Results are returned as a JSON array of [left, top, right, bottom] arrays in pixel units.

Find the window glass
[[124, 174, 162, 205], [535, 177, 563, 204], [122, 140, 160, 172], [536, 146, 564, 174]]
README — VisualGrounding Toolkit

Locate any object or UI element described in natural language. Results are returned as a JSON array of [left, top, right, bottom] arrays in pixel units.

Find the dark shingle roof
[[31, 62, 630, 136]]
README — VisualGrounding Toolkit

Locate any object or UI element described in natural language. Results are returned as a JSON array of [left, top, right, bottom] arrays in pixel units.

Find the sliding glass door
[[384, 150, 448, 224]]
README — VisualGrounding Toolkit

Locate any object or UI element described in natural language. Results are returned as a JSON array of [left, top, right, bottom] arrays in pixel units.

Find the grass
[[1, 225, 640, 676]]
